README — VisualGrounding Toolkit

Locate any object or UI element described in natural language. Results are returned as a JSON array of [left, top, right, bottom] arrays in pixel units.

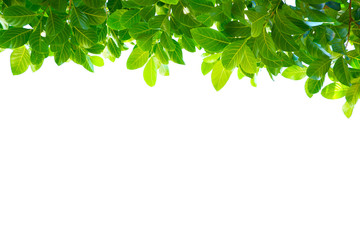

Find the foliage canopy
[[0, 0, 359, 117]]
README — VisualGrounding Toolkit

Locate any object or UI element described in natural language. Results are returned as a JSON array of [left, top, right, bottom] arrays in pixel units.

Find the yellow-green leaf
[[10, 46, 30, 75]]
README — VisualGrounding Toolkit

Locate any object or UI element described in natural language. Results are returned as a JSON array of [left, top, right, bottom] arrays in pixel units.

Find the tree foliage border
[[0, 0, 359, 117]]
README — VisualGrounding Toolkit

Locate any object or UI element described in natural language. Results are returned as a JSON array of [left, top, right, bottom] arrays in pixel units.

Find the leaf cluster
[[0, 0, 359, 117]]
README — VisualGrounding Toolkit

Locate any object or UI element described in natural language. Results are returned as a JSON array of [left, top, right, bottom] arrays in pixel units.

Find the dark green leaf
[[46, 9, 65, 36], [4, 6, 37, 27], [54, 41, 71, 66], [70, 7, 90, 29], [0, 28, 32, 48], [169, 40, 185, 65], [333, 57, 351, 86], [82, 0, 106, 8]]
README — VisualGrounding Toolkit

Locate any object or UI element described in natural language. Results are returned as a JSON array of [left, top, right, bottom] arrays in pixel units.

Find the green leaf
[[49, 0, 67, 12], [46, 9, 65, 36], [305, 77, 325, 95], [159, 64, 169, 76], [179, 35, 196, 52], [137, 31, 156, 51], [187, 0, 214, 13], [107, 0, 122, 13], [239, 44, 257, 74], [282, 65, 307, 80], [129, 22, 153, 39], [49, 23, 71, 44], [82, 0, 106, 8], [54, 41, 71, 66], [190, 27, 230, 52], [306, 9, 336, 23], [120, 9, 141, 28], [169, 40, 185, 65], [85, 44, 105, 54], [149, 15, 170, 34], [333, 57, 351, 87], [143, 57, 157, 87], [237, 67, 245, 80], [256, 30, 277, 59], [160, 32, 175, 51], [271, 25, 299, 51], [274, 11, 307, 35], [161, 0, 179, 4], [70, 7, 90, 29], [154, 43, 169, 65], [126, 46, 149, 70], [107, 38, 121, 58], [82, 55, 95, 72], [107, 9, 127, 30], [345, 83, 360, 106], [245, 10, 267, 38], [71, 47, 86, 65], [4, 6, 37, 27], [90, 55, 104, 67], [211, 61, 233, 91], [203, 53, 221, 63], [29, 27, 48, 54], [223, 21, 251, 38], [306, 38, 330, 59], [343, 101, 354, 118], [347, 50, 360, 69], [139, 5, 156, 21], [321, 82, 349, 99], [0, 28, 32, 48], [10, 46, 30, 75], [306, 58, 331, 80], [221, 40, 247, 70], [201, 61, 215, 75], [73, 27, 98, 48], [78, 6, 107, 26], [232, 0, 245, 19], [303, 0, 328, 3], [30, 50, 45, 65], [132, 0, 157, 6], [172, 4, 201, 28], [342, 83, 360, 117]]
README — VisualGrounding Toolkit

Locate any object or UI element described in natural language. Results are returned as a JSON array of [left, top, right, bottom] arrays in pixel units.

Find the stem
[[346, 0, 353, 46], [68, 0, 73, 13]]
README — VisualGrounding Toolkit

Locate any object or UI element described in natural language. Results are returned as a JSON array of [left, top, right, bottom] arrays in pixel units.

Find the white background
[[0, 49, 359, 240]]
